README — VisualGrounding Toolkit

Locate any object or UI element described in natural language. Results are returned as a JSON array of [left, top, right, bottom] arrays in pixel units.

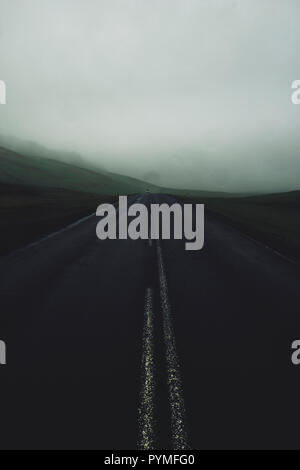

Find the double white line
[[138, 241, 190, 450], [138, 288, 155, 450]]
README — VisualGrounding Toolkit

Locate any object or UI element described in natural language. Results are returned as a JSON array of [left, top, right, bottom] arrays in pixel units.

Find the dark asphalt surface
[[0, 193, 300, 449]]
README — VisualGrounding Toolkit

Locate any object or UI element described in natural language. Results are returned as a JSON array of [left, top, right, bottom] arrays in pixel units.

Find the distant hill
[[159, 186, 241, 198], [0, 137, 246, 198], [0, 146, 157, 195]]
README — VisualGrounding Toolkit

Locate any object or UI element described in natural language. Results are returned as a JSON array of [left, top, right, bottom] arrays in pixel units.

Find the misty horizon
[[1, 0, 300, 193]]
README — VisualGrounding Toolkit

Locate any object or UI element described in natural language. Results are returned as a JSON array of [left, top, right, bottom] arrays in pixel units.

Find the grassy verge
[[0, 183, 115, 256], [197, 191, 300, 262], [181, 190, 300, 262]]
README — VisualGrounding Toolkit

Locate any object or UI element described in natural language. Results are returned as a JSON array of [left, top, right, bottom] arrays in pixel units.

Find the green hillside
[[0, 146, 156, 195], [0, 141, 247, 199]]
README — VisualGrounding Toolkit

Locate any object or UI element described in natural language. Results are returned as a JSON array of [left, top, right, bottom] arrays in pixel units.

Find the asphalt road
[[0, 193, 300, 449]]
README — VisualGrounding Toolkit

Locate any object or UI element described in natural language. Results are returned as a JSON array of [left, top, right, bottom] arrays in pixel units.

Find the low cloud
[[0, 0, 300, 192]]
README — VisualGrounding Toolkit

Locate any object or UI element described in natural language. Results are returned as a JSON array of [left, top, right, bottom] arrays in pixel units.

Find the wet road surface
[[0, 193, 300, 449]]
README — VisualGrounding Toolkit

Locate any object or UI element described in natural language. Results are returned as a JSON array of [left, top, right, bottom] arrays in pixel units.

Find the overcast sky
[[0, 0, 300, 192]]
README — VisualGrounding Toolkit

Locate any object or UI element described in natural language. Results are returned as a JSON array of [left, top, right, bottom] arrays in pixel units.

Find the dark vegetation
[[200, 191, 300, 262], [0, 183, 112, 256]]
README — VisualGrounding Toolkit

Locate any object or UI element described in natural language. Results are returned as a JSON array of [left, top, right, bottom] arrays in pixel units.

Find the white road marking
[[156, 241, 190, 450], [138, 287, 156, 450]]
